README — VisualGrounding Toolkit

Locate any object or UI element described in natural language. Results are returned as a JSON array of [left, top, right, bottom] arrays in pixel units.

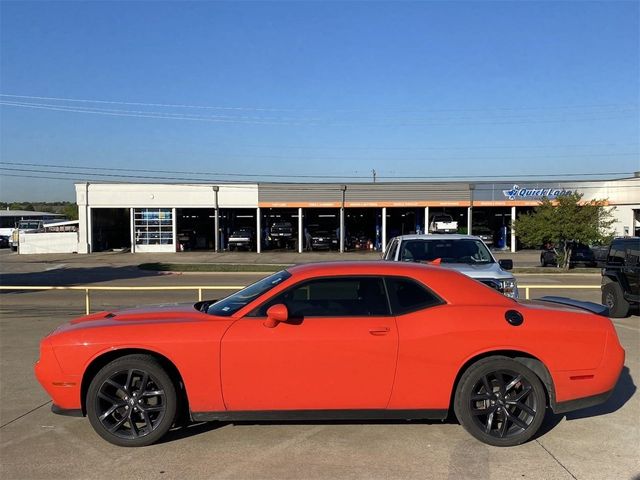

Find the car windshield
[[399, 239, 494, 264], [206, 270, 292, 316]]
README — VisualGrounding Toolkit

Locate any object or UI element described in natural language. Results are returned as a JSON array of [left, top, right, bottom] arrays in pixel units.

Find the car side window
[[385, 277, 444, 315], [608, 241, 626, 266], [249, 277, 390, 317]]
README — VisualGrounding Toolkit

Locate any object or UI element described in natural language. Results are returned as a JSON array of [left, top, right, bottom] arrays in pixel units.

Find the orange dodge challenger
[[35, 261, 624, 447]]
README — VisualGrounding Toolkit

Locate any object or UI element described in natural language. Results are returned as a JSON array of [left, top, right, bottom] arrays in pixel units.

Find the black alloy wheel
[[87, 355, 177, 447], [454, 357, 546, 447]]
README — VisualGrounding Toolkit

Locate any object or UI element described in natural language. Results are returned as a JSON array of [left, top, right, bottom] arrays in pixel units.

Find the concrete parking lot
[[0, 253, 638, 479]]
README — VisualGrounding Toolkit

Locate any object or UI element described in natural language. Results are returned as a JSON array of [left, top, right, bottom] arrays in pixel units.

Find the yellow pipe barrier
[[0, 285, 244, 314], [1, 284, 601, 313], [520, 285, 600, 300]]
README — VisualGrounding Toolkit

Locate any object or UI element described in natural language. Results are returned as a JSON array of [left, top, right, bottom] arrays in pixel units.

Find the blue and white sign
[[502, 184, 575, 201]]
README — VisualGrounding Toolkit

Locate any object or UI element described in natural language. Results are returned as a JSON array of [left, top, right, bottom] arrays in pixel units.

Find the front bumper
[[34, 339, 82, 411]]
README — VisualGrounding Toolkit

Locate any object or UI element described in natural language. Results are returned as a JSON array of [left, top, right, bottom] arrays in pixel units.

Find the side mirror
[[499, 259, 514, 271], [264, 304, 288, 328]]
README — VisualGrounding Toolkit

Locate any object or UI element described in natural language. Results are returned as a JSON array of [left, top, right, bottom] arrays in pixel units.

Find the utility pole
[[372, 169, 377, 183]]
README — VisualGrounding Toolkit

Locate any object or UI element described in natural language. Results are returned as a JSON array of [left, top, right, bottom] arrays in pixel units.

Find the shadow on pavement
[[0, 265, 164, 288], [163, 367, 635, 445]]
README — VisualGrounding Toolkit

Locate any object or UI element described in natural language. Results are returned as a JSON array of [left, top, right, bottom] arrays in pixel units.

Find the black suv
[[601, 237, 640, 318]]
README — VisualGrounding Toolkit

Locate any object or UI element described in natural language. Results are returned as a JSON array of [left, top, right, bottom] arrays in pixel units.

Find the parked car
[[36, 262, 624, 448], [348, 232, 373, 251], [310, 230, 338, 250], [428, 214, 458, 234], [540, 242, 597, 268], [473, 226, 495, 247], [601, 237, 640, 318], [228, 227, 256, 251], [383, 234, 517, 298], [0, 235, 9, 248], [268, 222, 295, 249], [9, 219, 47, 251]]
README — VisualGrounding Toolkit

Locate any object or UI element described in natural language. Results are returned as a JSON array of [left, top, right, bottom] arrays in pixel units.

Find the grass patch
[[139, 262, 290, 273]]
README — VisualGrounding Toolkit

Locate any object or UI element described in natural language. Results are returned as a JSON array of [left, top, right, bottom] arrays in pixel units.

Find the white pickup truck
[[9, 220, 46, 251], [428, 214, 458, 234]]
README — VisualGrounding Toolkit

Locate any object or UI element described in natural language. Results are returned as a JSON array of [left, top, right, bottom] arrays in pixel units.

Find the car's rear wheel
[[454, 357, 546, 447], [87, 354, 177, 447], [602, 282, 630, 318]]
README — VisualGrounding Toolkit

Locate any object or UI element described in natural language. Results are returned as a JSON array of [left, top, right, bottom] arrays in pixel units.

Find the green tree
[[513, 193, 615, 270], [62, 203, 79, 220]]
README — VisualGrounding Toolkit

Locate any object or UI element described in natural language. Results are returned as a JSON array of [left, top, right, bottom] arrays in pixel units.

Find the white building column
[[130, 208, 135, 253], [467, 206, 473, 236], [256, 207, 262, 253], [87, 206, 92, 254], [510, 206, 517, 253], [382, 207, 387, 251], [424, 206, 430, 234], [75, 183, 90, 254], [298, 207, 303, 253], [171, 208, 177, 251], [339, 208, 345, 253], [213, 186, 220, 252]]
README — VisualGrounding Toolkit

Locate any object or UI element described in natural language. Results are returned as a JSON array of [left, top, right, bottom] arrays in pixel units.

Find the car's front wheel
[[454, 356, 546, 447], [86, 354, 177, 447]]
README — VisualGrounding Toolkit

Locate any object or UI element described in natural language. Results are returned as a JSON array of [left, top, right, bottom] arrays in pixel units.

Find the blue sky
[[1, 1, 638, 201]]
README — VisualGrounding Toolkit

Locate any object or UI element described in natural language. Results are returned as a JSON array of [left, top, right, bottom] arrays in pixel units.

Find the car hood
[[437, 262, 513, 280], [56, 304, 218, 333]]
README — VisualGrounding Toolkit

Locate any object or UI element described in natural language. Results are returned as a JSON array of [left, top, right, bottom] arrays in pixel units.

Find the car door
[[220, 276, 398, 411]]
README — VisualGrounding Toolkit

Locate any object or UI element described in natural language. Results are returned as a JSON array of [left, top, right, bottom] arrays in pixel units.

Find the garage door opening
[[91, 208, 130, 252], [220, 209, 257, 251], [386, 208, 422, 240], [345, 208, 382, 251], [261, 208, 299, 250], [176, 208, 215, 251]]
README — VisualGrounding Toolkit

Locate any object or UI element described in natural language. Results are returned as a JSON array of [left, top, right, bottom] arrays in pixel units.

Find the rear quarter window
[[385, 276, 444, 315]]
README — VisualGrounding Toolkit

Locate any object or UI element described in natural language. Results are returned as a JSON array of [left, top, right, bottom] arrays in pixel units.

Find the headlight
[[501, 279, 518, 298]]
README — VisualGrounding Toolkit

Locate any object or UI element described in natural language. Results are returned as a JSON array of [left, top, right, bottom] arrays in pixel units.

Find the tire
[[454, 356, 546, 447], [86, 354, 177, 447], [540, 255, 546, 267], [602, 282, 630, 318]]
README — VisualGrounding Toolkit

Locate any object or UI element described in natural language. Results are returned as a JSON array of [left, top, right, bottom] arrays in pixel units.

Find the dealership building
[[74, 175, 640, 255]]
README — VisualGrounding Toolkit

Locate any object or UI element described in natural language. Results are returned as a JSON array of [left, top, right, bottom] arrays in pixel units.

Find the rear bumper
[[551, 327, 625, 413], [553, 389, 614, 414], [51, 404, 84, 417]]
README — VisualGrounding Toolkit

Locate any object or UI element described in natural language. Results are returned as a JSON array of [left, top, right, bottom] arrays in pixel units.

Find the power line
[[1, 171, 638, 194], [1, 93, 637, 114], [1, 100, 637, 127], [0, 163, 634, 183]]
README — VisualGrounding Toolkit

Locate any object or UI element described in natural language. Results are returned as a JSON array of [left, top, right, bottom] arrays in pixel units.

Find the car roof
[[284, 261, 512, 307], [391, 234, 483, 241], [288, 260, 439, 275]]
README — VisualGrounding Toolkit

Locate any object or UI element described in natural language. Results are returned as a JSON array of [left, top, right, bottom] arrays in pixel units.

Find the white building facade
[[74, 176, 640, 255]]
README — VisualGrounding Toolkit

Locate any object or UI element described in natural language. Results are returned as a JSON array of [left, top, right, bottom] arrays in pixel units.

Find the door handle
[[369, 327, 390, 336]]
